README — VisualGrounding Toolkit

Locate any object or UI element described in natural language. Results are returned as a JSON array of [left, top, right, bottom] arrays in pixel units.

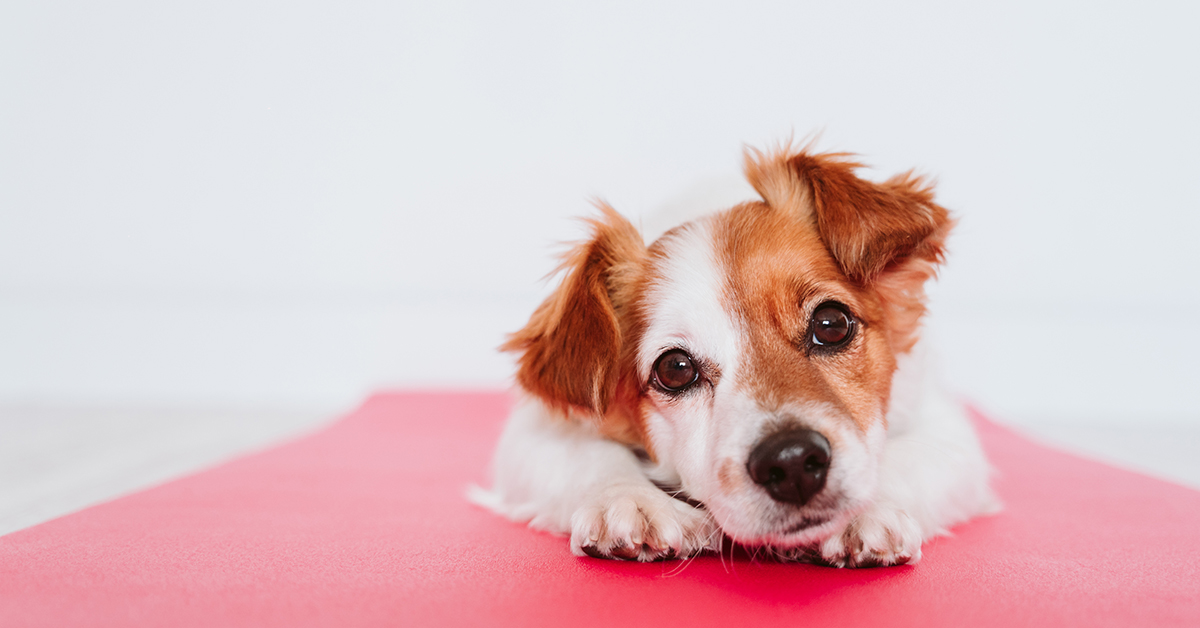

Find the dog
[[471, 143, 998, 567]]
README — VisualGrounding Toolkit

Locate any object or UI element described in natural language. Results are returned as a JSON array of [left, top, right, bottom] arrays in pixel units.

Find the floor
[[1, 402, 1197, 537], [0, 403, 335, 536], [1013, 421, 1200, 490]]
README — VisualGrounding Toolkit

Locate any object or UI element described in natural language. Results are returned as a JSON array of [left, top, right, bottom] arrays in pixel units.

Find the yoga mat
[[2, 392, 1198, 626]]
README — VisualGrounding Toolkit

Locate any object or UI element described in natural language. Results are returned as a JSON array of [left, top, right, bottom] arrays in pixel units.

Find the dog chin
[[726, 506, 858, 551]]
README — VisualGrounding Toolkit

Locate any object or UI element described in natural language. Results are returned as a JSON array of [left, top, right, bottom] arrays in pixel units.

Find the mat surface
[[2, 392, 1198, 627]]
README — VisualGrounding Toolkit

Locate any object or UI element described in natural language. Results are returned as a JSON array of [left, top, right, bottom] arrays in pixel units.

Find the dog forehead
[[637, 219, 742, 375]]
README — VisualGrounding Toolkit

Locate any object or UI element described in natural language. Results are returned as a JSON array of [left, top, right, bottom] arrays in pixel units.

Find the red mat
[[2, 392, 1198, 626]]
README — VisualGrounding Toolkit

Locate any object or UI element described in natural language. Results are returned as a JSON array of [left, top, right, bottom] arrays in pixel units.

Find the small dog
[[472, 143, 998, 567]]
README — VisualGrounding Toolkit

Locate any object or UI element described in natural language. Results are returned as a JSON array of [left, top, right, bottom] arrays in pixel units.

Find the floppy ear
[[502, 204, 645, 417], [746, 148, 953, 353], [784, 152, 950, 283]]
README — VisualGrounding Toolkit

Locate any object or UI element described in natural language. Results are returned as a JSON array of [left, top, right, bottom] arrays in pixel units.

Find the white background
[[3, 0, 1199, 427]]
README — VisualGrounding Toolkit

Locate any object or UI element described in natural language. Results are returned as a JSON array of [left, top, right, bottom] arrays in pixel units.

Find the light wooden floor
[[1015, 422, 1200, 490], [0, 404, 336, 536]]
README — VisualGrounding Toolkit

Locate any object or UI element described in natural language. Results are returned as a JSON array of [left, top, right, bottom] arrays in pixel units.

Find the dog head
[[504, 145, 952, 549]]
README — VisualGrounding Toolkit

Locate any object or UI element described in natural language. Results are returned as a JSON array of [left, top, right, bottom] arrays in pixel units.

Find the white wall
[[2, 1, 1197, 424]]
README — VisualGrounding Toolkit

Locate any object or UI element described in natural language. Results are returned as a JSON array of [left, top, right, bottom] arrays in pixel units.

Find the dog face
[[505, 146, 951, 551]]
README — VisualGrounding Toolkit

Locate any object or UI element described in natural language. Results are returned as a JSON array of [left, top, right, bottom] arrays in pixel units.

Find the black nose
[[747, 428, 831, 506]]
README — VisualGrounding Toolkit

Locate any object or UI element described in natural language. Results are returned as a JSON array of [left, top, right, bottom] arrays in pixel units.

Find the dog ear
[[746, 148, 953, 353], [502, 204, 645, 417], [783, 152, 950, 283]]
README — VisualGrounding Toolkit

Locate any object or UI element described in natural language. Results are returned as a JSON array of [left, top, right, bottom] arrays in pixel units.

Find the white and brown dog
[[472, 144, 998, 567]]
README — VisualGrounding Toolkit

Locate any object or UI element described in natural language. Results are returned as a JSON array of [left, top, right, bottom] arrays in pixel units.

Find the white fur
[[630, 218, 891, 550], [469, 396, 719, 561], [796, 344, 1002, 567], [472, 208, 998, 566], [634, 218, 746, 506]]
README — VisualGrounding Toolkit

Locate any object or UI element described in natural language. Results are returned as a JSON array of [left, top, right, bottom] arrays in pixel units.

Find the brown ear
[[502, 204, 645, 416], [746, 147, 953, 353], [787, 152, 950, 282]]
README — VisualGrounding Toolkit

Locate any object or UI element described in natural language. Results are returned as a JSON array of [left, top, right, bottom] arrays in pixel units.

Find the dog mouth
[[652, 480, 707, 510], [653, 480, 836, 538], [780, 515, 830, 535]]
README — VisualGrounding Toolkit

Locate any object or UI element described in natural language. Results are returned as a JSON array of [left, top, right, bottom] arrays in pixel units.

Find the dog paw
[[818, 505, 923, 568], [570, 484, 718, 561]]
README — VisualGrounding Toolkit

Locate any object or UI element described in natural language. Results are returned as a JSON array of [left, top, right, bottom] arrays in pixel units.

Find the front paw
[[570, 485, 718, 561], [818, 505, 923, 568]]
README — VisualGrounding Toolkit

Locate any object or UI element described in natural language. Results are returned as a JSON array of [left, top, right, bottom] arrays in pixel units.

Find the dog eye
[[810, 302, 856, 348], [653, 349, 699, 392]]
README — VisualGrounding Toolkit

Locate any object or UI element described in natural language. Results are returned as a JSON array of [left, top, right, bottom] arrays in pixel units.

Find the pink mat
[[2, 392, 1198, 626]]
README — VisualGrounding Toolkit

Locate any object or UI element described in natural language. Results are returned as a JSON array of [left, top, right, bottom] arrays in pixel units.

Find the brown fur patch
[[715, 146, 954, 429], [502, 203, 645, 418], [712, 201, 895, 433], [745, 146, 950, 283], [717, 458, 741, 493]]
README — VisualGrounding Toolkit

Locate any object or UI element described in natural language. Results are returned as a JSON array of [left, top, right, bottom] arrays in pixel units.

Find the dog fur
[[471, 143, 998, 567]]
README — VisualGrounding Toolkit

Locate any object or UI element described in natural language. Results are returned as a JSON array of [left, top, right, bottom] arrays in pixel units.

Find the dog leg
[[819, 356, 1000, 567], [470, 397, 718, 561]]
